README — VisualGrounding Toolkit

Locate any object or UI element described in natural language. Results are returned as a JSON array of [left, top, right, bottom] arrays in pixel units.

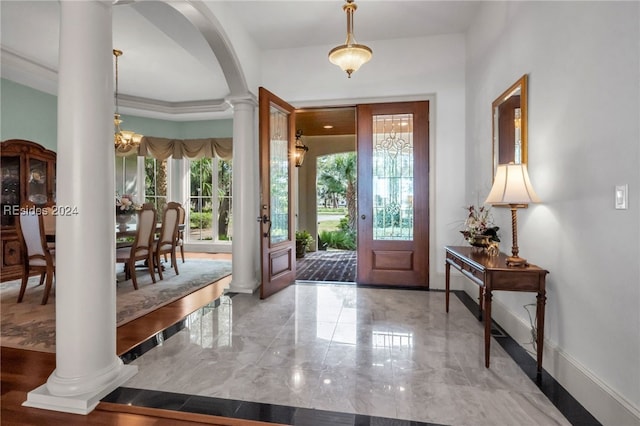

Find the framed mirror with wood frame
[[492, 74, 528, 177]]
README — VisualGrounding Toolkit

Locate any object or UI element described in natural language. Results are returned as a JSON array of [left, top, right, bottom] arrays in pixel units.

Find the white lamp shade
[[485, 163, 541, 205]]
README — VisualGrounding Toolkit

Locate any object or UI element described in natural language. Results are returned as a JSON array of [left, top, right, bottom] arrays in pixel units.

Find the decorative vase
[[487, 242, 500, 256], [467, 234, 491, 248], [116, 214, 132, 232], [296, 241, 307, 258]]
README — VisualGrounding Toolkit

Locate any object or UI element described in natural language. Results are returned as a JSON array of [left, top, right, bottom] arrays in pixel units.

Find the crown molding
[[118, 94, 231, 116], [1, 45, 232, 121], [1, 46, 58, 96]]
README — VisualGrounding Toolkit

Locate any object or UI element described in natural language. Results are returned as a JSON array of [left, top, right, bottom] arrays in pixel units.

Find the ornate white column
[[227, 96, 260, 293], [24, 1, 137, 414]]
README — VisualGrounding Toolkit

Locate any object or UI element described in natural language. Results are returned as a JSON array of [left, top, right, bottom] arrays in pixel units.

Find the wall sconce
[[294, 130, 308, 167], [485, 163, 540, 267]]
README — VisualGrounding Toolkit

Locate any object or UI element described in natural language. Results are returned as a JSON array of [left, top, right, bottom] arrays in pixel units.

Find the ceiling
[[0, 1, 480, 124], [296, 107, 356, 136]]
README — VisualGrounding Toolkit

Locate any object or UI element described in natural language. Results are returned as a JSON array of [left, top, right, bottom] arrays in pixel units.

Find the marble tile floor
[[112, 284, 587, 425]]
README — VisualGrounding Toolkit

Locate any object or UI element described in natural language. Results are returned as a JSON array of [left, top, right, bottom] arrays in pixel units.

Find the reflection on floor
[[106, 283, 595, 425]]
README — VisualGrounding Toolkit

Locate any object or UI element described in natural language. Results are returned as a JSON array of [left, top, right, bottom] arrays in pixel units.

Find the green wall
[[120, 114, 182, 139], [123, 114, 233, 139], [1, 79, 233, 151], [178, 119, 233, 139], [1, 79, 58, 150]]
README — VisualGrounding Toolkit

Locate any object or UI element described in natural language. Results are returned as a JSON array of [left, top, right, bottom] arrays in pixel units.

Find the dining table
[[115, 223, 185, 248], [45, 223, 185, 248]]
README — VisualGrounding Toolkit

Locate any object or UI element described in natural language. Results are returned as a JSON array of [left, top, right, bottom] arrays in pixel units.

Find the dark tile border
[[102, 387, 443, 426]]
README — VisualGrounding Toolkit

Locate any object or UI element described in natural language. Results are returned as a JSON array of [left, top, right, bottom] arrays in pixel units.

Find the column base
[[23, 365, 137, 415], [227, 278, 259, 294]]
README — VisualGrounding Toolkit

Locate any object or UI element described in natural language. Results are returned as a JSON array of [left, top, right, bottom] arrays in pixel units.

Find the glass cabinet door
[[27, 157, 48, 206], [1, 156, 21, 226]]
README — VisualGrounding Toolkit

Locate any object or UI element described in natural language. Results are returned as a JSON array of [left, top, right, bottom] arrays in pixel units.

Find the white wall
[[259, 34, 468, 285], [465, 2, 640, 424], [200, 1, 261, 96]]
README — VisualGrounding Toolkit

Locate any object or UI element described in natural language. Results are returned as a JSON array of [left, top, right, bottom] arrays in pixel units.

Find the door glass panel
[[372, 113, 414, 240], [28, 158, 48, 205], [269, 105, 289, 245]]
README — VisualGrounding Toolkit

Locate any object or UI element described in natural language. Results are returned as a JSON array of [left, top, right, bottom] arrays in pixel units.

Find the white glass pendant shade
[[329, 43, 372, 78], [328, 0, 372, 78]]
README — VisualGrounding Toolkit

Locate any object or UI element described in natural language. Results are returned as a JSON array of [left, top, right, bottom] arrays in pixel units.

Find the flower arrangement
[[460, 205, 500, 242], [115, 193, 141, 215]]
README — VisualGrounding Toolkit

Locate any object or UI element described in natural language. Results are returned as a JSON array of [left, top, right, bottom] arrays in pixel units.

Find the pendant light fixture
[[328, 0, 372, 78], [113, 49, 143, 153]]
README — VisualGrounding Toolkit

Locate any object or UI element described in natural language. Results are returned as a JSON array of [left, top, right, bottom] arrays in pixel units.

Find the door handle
[[361, 214, 366, 220], [259, 214, 271, 238]]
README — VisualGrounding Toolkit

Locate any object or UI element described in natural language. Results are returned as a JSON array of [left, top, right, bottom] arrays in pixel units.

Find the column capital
[[227, 92, 257, 108]]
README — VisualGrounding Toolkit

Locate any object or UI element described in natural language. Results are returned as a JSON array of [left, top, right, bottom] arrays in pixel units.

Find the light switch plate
[[615, 184, 628, 210]]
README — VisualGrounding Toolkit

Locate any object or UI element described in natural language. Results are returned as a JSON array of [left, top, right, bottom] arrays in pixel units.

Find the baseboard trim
[[460, 282, 640, 426]]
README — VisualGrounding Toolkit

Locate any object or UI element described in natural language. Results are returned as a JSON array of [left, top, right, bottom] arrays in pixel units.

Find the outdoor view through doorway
[[295, 152, 357, 283]]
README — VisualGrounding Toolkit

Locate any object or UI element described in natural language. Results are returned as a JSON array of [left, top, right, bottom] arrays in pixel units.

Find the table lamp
[[485, 163, 540, 267]]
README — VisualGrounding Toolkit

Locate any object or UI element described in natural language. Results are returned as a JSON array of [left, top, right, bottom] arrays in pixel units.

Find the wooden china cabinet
[[1, 139, 56, 281]]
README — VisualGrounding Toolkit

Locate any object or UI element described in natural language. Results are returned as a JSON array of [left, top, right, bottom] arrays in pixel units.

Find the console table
[[445, 245, 548, 373]]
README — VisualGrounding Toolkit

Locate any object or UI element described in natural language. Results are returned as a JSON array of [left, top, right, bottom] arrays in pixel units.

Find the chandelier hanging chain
[[344, 0, 356, 44], [113, 48, 142, 153], [113, 49, 122, 116]]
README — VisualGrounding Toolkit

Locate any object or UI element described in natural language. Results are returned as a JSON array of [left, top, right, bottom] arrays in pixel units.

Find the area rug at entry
[[296, 250, 356, 282], [0, 259, 232, 353]]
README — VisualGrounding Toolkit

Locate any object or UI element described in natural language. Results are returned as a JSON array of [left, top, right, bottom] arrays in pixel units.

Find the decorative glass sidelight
[[372, 113, 414, 240], [269, 105, 289, 244]]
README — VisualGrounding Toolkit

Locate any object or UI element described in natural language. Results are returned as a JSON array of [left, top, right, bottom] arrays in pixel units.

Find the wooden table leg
[[484, 288, 492, 368], [536, 290, 547, 374], [445, 262, 450, 313], [478, 286, 484, 320]]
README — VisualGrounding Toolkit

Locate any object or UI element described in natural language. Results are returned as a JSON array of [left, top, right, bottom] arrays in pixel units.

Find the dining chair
[[115, 203, 156, 290], [42, 205, 56, 250], [176, 203, 186, 264], [155, 202, 181, 280], [15, 207, 56, 304]]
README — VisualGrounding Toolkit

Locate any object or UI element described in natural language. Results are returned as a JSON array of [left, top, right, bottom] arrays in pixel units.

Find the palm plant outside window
[[145, 158, 168, 213], [189, 158, 232, 242]]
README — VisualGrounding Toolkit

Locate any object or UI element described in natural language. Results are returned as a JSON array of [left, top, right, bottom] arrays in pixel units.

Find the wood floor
[[1, 253, 275, 426]]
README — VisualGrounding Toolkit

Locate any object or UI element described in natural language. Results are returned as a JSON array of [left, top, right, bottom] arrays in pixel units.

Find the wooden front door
[[356, 101, 429, 287], [258, 87, 297, 299]]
